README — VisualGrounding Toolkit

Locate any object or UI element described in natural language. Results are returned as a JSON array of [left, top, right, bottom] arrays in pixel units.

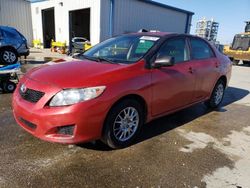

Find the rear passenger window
[[0, 29, 3, 38], [190, 38, 214, 60], [157, 38, 189, 63], [2, 29, 20, 39]]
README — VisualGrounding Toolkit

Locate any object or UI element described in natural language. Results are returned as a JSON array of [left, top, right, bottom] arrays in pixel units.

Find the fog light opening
[[57, 125, 75, 136]]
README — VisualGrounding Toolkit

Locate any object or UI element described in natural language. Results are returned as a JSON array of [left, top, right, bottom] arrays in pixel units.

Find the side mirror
[[153, 56, 175, 68]]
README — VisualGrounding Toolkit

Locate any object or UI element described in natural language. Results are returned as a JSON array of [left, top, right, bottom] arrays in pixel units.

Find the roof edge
[[29, 0, 48, 3], [137, 0, 194, 15]]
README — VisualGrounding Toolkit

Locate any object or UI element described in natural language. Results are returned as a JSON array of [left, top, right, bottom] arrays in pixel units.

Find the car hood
[[25, 60, 128, 88]]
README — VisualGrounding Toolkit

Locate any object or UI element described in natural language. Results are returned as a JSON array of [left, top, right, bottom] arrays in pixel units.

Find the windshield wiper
[[77, 54, 117, 64], [78, 54, 99, 62], [96, 57, 116, 64]]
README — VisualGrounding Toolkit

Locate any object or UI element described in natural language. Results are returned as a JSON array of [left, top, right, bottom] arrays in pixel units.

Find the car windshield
[[82, 35, 160, 64], [231, 34, 250, 51], [74, 38, 87, 43]]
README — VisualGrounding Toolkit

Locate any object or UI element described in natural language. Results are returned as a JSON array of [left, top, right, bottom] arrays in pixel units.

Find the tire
[[3, 81, 16, 93], [102, 99, 144, 149], [243, 61, 250, 65], [232, 59, 240, 65], [205, 79, 226, 109], [0, 48, 18, 65]]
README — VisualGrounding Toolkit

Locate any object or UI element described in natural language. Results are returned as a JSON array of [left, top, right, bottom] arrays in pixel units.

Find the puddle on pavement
[[18, 56, 60, 74], [20, 56, 57, 64], [0, 100, 250, 187]]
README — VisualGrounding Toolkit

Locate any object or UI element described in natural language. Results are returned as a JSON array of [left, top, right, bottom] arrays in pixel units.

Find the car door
[[0, 29, 3, 45], [188, 37, 220, 100], [151, 37, 197, 116]]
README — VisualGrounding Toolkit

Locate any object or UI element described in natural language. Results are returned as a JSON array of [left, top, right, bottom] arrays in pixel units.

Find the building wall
[[31, 0, 101, 46], [100, 0, 111, 42], [31, 0, 192, 46], [113, 0, 189, 35], [100, 0, 192, 42], [0, 0, 33, 45]]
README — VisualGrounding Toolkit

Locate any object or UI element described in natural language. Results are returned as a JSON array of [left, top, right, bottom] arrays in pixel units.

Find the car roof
[[127, 32, 174, 37], [126, 32, 210, 41], [0, 26, 16, 32]]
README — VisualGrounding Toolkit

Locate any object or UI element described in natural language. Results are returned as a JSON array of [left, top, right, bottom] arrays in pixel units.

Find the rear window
[[190, 38, 214, 60], [74, 38, 87, 43], [2, 28, 21, 39]]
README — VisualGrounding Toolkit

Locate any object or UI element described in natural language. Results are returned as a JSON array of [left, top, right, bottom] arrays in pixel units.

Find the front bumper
[[12, 78, 109, 144], [18, 50, 30, 57]]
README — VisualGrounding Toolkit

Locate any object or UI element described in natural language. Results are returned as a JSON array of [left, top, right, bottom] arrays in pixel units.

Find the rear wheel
[[205, 79, 225, 109], [243, 61, 250, 65], [0, 48, 18, 65], [102, 99, 144, 149]]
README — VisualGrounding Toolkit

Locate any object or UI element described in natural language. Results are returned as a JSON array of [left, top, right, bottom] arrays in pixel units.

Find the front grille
[[19, 88, 45, 103], [19, 118, 37, 130]]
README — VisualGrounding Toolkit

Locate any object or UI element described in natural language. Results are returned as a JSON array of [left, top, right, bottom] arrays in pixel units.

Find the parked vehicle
[[0, 63, 20, 93], [68, 37, 92, 55], [0, 26, 29, 65], [224, 21, 250, 65], [12, 32, 232, 149]]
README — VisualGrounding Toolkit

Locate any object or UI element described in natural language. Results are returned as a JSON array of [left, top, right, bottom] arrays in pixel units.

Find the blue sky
[[155, 0, 250, 44]]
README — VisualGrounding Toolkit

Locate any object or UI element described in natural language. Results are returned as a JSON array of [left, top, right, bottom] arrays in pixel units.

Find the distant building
[[195, 18, 219, 42], [31, 0, 194, 48], [0, 0, 33, 44]]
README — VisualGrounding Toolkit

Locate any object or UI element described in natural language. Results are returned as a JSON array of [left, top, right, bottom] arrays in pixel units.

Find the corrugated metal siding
[[0, 0, 33, 45], [100, 0, 111, 41], [112, 0, 189, 36]]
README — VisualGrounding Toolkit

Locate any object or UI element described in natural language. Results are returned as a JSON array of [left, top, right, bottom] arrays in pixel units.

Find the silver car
[[0, 26, 29, 65]]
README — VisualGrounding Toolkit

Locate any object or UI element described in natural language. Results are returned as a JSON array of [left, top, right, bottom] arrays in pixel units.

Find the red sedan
[[12, 33, 232, 148]]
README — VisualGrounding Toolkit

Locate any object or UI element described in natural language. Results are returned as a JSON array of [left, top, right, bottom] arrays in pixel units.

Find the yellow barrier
[[33, 39, 42, 49], [84, 43, 92, 51]]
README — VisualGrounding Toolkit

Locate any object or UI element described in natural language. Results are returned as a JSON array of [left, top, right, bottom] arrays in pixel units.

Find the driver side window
[[157, 38, 189, 63]]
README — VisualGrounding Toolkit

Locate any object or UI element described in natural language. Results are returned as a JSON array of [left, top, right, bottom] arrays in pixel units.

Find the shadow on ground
[[79, 86, 249, 150]]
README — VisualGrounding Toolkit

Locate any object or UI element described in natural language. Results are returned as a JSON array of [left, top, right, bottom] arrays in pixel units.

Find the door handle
[[215, 62, 219, 68], [188, 67, 194, 74]]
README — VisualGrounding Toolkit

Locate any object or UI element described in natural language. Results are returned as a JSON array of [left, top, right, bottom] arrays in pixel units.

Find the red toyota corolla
[[12, 33, 232, 148]]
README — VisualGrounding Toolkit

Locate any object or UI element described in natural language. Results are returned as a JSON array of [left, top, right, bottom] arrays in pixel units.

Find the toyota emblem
[[20, 84, 27, 93]]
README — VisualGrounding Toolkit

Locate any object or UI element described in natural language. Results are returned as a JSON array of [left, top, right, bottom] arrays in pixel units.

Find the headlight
[[49, 86, 106, 107]]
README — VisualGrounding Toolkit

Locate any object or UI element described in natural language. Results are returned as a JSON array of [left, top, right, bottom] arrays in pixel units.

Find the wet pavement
[[0, 54, 250, 188]]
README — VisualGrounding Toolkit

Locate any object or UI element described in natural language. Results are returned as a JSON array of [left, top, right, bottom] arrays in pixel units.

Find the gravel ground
[[0, 52, 250, 188]]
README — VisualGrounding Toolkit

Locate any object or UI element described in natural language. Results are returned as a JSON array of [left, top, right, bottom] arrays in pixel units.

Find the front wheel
[[102, 99, 144, 149], [3, 81, 16, 93], [205, 79, 225, 109]]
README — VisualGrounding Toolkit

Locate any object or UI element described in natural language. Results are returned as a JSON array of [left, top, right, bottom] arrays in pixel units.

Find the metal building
[[195, 18, 219, 42], [31, 0, 194, 48], [0, 0, 33, 44]]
